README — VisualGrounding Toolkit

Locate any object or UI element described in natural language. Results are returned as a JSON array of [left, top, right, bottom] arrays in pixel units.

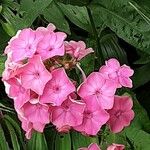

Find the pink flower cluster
[[79, 143, 125, 150], [2, 23, 134, 139]]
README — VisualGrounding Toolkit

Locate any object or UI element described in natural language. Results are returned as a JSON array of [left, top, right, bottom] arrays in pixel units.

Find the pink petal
[[107, 143, 125, 150], [101, 79, 117, 96], [118, 65, 134, 77], [98, 95, 114, 110], [106, 58, 120, 70], [119, 77, 133, 88]]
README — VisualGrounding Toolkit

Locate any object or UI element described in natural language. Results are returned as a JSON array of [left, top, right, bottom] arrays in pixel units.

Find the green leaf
[[0, 55, 6, 77], [100, 33, 128, 64], [0, 102, 15, 113], [4, 115, 25, 149], [134, 52, 150, 64], [55, 133, 71, 150], [58, 3, 92, 32], [100, 129, 129, 150], [1, 0, 53, 33], [90, 0, 150, 54], [1, 21, 15, 36], [124, 127, 150, 150], [43, 1, 70, 34], [0, 124, 9, 150], [0, 25, 10, 53], [132, 62, 150, 89], [27, 132, 48, 150], [129, 93, 150, 131], [71, 131, 99, 150], [44, 128, 56, 150], [56, 0, 90, 6], [80, 53, 95, 76], [4, 119, 20, 150]]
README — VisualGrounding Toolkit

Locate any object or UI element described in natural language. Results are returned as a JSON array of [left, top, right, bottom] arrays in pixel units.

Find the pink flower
[[107, 95, 134, 133], [18, 115, 33, 139], [36, 23, 56, 34], [2, 54, 23, 80], [65, 41, 94, 60], [79, 143, 101, 150], [19, 115, 46, 139], [78, 72, 116, 109], [57, 125, 71, 133], [99, 58, 134, 88], [107, 143, 125, 150], [52, 97, 85, 130], [23, 102, 50, 124], [36, 31, 67, 60], [4, 78, 30, 109], [74, 96, 109, 135], [6, 28, 42, 62], [40, 68, 75, 106], [20, 55, 52, 95]]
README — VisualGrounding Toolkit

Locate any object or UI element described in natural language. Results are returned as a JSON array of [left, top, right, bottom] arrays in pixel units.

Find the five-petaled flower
[[107, 95, 134, 133]]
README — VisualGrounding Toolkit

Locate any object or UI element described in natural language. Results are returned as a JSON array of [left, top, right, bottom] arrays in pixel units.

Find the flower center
[[115, 111, 122, 117], [95, 89, 102, 97], [84, 111, 93, 119], [34, 71, 40, 79], [49, 47, 53, 51], [53, 85, 61, 93]]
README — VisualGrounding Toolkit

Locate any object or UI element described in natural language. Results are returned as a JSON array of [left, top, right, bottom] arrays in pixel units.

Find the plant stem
[[76, 63, 86, 82], [87, 7, 104, 66]]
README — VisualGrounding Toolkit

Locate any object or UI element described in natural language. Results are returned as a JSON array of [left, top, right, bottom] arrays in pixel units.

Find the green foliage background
[[0, 0, 150, 149]]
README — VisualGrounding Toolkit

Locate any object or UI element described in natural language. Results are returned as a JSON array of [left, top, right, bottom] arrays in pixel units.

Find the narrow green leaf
[[0, 26, 10, 53], [55, 133, 71, 150], [0, 124, 9, 150], [27, 132, 48, 150], [100, 33, 128, 64], [1, 21, 15, 36], [0, 103, 14, 111], [44, 128, 56, 150], [4, 115, 25, 149], [4, 119, 20, 150], [71, 131, 99, 150], [0, 55, 6, 77]]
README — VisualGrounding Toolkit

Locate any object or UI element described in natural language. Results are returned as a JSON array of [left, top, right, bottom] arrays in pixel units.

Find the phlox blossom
[[79, 143, 101, 150], [5, 28, 42, 62], [74, 96, 109, 135], [65, 40, 94, 60], [40, 68, 75, 106], [52, 97, 85, 131], [107, 143, 125, 150], [78, 72, 116, 109], [4, 78, 30, 109], [36, 31, 67, 60], [99, 58, 134, 88], [20, 55, 52, 95], [19, 115, 46, 139], [22, 102, 50, 124], [107, 95, 134, 133], [36, 23, 56, 34]]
